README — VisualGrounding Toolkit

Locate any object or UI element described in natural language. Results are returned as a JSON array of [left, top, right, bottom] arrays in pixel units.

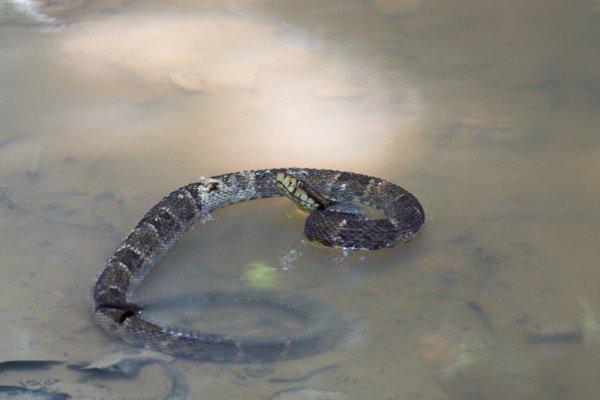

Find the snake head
[[276, 172, 333, 212]]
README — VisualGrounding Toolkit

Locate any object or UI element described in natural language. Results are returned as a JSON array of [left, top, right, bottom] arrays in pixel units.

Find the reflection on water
[[1, 0, 599, 399]]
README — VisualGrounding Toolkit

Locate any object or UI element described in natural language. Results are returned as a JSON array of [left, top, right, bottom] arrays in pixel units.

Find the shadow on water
[[1, 0, 600, 399]]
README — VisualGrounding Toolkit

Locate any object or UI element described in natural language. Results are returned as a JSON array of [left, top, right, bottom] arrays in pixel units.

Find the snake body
[[91, 168, 425, 362]]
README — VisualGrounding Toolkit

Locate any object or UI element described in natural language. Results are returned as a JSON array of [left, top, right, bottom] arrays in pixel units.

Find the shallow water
[[1, 0, 599, 399]]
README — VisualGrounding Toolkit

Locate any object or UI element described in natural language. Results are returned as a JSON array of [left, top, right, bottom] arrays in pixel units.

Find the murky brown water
[[1, 0, 599, 399]]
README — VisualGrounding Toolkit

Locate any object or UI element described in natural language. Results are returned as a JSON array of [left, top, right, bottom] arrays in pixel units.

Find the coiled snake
[[91, 168, 425, 362]]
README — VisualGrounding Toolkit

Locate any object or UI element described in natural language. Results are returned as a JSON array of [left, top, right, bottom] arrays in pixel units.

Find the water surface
[[1, 0, 599, 399]]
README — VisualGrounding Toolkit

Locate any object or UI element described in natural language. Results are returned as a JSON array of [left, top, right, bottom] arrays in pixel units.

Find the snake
[[91, 168, 425, 362]]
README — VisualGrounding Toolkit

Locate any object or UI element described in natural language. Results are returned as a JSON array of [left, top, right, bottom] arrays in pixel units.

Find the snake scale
[[91, 168, 425, 362]]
